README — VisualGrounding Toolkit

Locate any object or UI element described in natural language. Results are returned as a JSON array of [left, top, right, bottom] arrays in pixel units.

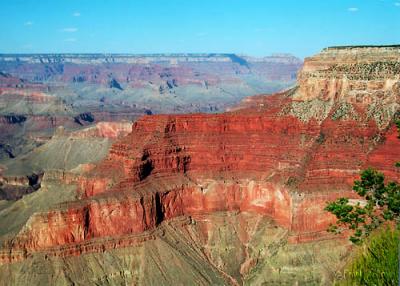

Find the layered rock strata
[[0, 47, 399, 284]]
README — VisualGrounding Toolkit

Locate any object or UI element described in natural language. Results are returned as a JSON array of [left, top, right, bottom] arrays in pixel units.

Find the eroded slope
[[0, 46, 399, 285]]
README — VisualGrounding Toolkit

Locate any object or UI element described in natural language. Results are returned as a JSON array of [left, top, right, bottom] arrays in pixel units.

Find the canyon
[[0, 53, 300, 176], [0, 46, 399, 285]]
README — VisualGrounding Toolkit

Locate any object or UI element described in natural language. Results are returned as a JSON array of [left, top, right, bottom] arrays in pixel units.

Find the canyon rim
[[0, 45, 399, 285]]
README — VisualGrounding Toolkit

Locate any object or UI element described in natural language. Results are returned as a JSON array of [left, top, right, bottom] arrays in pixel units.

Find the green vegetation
[[338, 228, 399, 285], [331, 103, 355, 121], [327, 61, 400, 80], [326, 168, 400, 244], [325, 120, 400, 285]]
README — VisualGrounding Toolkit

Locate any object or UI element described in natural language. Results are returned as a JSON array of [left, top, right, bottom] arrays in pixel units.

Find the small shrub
[[337, 228, 399, 285]]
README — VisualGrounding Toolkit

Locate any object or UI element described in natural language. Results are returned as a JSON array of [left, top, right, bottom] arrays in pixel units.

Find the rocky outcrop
[[0, 52, 301, 165], [291, 46, 400, 127], [66, 121, 132, 139], [0, 185, 36, 201], [0, 173, 42, 200], [0, 47, 399, 285]]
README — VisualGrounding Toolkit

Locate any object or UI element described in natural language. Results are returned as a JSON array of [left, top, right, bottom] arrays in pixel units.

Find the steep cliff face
[[291, 46, 400, 127], [0, 53, 301, 175], [0, 46, 399, 285]]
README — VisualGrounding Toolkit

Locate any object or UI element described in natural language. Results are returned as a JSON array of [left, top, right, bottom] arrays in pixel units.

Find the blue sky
[[0, 0, 399, 58]]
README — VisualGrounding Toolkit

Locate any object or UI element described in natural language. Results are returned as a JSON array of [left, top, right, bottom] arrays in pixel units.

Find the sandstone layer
[[0, 46, 399, 285], [0, 53, 300, 178]]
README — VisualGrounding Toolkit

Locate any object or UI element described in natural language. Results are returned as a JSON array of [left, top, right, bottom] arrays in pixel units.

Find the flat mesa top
[[0, 53, 241, 58], [325, 44, 400, 50]]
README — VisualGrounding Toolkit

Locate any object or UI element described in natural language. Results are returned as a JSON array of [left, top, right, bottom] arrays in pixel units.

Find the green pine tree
[[325, 120, 400, 285]]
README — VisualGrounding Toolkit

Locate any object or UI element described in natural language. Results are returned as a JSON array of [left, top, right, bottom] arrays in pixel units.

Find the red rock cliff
[[2, 46, 399, 263]]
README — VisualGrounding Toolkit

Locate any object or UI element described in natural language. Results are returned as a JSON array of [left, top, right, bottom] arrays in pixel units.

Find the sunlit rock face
[[0, 53, 301, 177], [0, 46, 399, 285], [292, 46, 400, 126]]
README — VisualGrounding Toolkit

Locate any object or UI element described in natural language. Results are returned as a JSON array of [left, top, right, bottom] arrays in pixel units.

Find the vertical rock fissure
[[83, 206, 90, 239], [155, 192, 164, 225]]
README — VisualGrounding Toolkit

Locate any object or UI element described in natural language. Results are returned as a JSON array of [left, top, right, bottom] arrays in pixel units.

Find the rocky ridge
[[0, 53, 301, 169], [0, 46, 399, 285]]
